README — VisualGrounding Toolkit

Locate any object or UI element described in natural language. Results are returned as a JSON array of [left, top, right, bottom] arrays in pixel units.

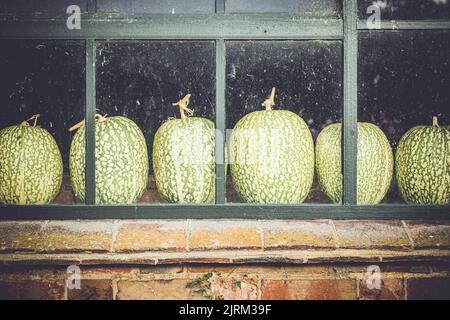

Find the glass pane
[[358, 31, 450, 205], [0, 40, 85, 205], [97, 0, 215, 14], [358, 0, 450, 20], [226, 0, 340, 16], [96, 40, 215, 204], [226, 40, 342, 204], [0, 0, 87, 15]]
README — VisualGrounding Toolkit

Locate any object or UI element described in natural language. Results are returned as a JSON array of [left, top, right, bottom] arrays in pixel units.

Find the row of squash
[[0, 88, 448, 205]]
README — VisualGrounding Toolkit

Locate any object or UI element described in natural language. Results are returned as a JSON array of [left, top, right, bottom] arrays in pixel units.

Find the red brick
[[333, 221, 411, 249], [359, 278, 405, 300], [261, 280, 288, 300], [114, 221, 185, 252], [286, 279, 357, 300], [67, 279, 113, 300], [407, 277, 450, 300], [116, 279, 206, 300], [0, 280, 65, 300], [209, 274, 258, 300]]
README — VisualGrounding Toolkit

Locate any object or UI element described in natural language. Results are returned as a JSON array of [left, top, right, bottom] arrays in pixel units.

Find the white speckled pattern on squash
[[230, 110, 314, 204], [153, 117, 215, 204], [0, 125, 63, 204], [396, 124, 449, 205], [315, 122, 393, 205], [69, 116, 148, 204]]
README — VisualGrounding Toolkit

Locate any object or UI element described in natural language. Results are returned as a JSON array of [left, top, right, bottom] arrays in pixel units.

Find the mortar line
[[110, 220, 121, 253], [257, 277, 262, 300], [40, 220, 50, 232], [401, 220, 415, 250], [258, 220, 265, 251], [329, 220, 340, 249], [356, 278, 360, 299], [64, 277, 68, 300], [185, 219, 191, 252], [404, 276, 408, 300], [112, 278, 119, 300]]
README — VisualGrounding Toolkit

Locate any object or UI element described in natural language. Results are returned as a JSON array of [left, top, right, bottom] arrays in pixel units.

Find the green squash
[[0, 114, 63, 204], [153, 94, 215, 203], [315, 122, 393, 204], [69, 115, 148, 204], [230, 88, 314, 204], [395, 117, 449, 205]]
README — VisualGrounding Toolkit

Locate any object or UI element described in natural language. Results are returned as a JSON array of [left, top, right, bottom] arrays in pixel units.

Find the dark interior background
[[97, 0, 340, 15], [0, 40, 85, 171], [0, 0, 87, 15], [358, 30, 450, 203], [0, 0, 341, 16], [358, 0, 450, 21], [225, 0, 340, 15], [358, 30, 450, 148], [97, 0, 215, 14], [226, 40, 343, 139], [96, 40, 216, 174]]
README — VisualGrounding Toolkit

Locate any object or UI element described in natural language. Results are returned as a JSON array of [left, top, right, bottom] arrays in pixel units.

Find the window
[[0, 0, 87, 16], [357, 0, 450, 21], [0, 0, 448, 219], [96, 40, 216, 204], [226, 40, 342, 204], [97, 0, 215, 14], [0, 40, 85, 205], [225, 0, 340, 16], [358, 30, 450, 204]]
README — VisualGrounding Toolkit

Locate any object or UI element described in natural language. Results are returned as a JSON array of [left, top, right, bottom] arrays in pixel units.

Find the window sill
[[1, 219, 449, 266]]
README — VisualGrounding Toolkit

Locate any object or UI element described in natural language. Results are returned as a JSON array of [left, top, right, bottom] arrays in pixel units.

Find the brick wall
[[0, 219, 449, 300]]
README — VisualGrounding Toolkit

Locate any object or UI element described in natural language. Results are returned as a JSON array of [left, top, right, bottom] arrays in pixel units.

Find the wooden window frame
[[0, 0, 449, 220]]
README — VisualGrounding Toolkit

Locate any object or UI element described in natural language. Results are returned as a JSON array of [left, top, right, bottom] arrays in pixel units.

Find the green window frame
[[0, 0, 449, 220]]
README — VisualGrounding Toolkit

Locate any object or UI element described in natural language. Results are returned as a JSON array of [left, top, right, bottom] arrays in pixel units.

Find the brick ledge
[[1, 219, 450, 252], [1, 249, 449, 266]]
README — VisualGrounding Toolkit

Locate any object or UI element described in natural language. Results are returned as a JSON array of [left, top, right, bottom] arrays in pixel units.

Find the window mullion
[[85, 39, 96, 205], [216, 0, 225, 13], [342, 0, 358, 205], [87, 0, 97, 14], [215, 39, 226, 204]]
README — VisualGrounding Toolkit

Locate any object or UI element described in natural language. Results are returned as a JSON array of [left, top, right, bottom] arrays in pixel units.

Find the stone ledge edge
[[1, 249, 449, 267]]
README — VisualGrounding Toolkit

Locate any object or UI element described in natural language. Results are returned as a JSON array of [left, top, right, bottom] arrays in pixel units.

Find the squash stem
[[20, 114, 40, 127], [261, 87, 276, 111], [432, 116, 439, 127], [69, 113, 107, 132], [172, 94, 194, 119]]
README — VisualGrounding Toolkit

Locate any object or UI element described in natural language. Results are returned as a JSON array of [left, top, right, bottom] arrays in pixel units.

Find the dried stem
[[69, 114, 107, 132], [261, 87, 276, 111], [172, 94, 194, 119], [20, 114, 40, 127], [432, 116, 439, 127]]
